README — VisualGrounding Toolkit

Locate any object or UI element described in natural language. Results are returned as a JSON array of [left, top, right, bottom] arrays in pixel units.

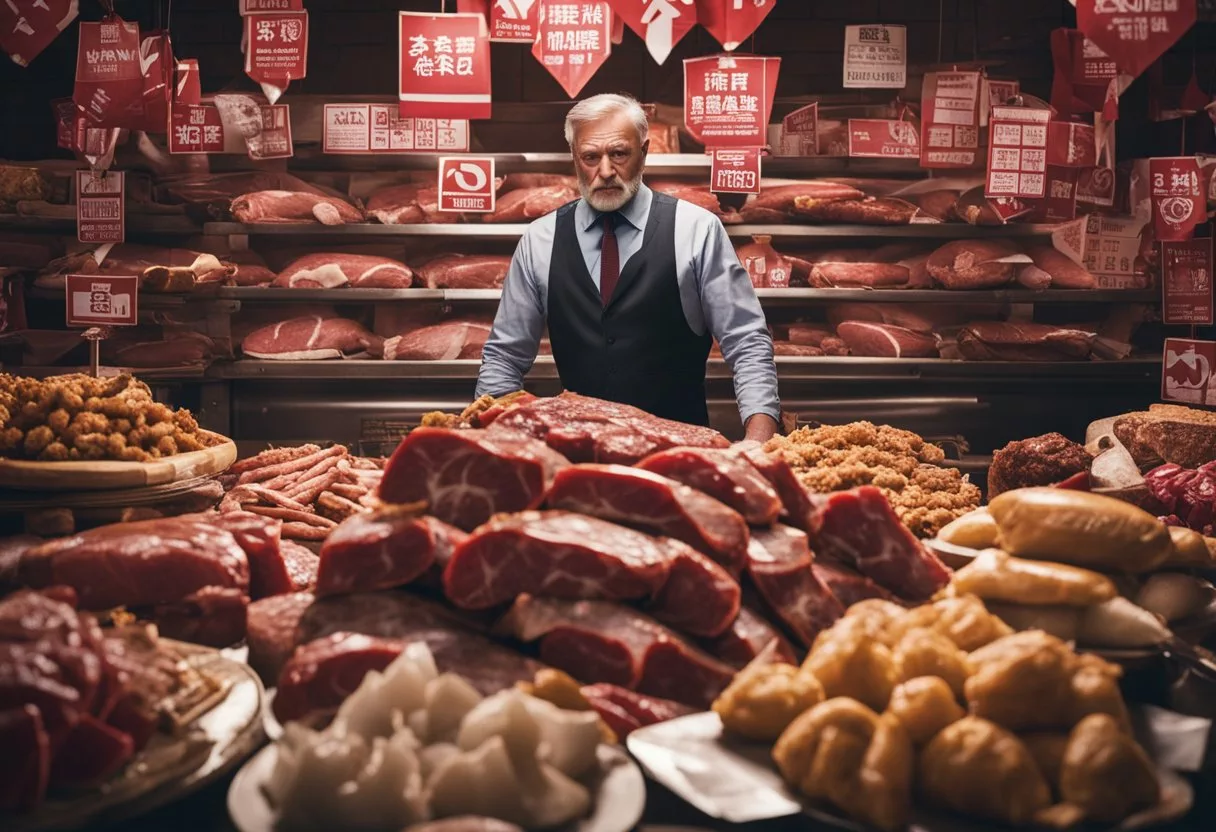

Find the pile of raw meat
[[1145, 461, 1216, 535], [238, 315, 493, 362]]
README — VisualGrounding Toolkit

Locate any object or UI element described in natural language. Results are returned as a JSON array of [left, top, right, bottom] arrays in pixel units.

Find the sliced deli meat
[[647, 539, 741, 638], [496, 595, 736, 708], [316, 509, 467, 597], [381, 320, 491, 361], [545, 464, 750, 573], [443, 510, 672, 610], [231, 190, 364, 225], [927, 240, 1023, 289], [417, 254, 511, 290], [836, 321, 940, 358], [747, 525, 844, 647], [956, 322, 1094, 361], [379, 427, 570, 531], [636, 446, 782, 525], [273, 253, 414, 289], [242, 316, 381, 360], [700, 605, 798, 668]]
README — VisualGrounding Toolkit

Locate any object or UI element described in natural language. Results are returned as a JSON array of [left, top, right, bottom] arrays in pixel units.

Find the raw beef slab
[[417, 254, 511, 289], [273, 253, 413, 289], [231, 190, 363, 225], [147, 586, 248, 648], [647, 539, 741, 638], [545, 464, 750, 573], [746, 525, 843, 647], [809, 486, 951, 601], [578, 684, 693, 739], [273, 632, 405, 723], [382, 321, 491, 361], [242, 316, 381, 360], [488, 392, 729, 465], [496, 595, 735, 709], [443, 510, 670, 610], [836, 321, 939, 358], [379, 427, 570, 531], [636, 447, 782, 525], [732, 443, 821, 531], [316, 508, 466, 597], [810, 561, 896, 607], [247, 591, 315, 682], [700, 606, 798, 668], [485, 184, 578, 223]]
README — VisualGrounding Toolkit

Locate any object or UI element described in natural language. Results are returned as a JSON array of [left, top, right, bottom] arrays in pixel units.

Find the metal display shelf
[[0, 212, 200, 234], [218, 287, 444, 302]]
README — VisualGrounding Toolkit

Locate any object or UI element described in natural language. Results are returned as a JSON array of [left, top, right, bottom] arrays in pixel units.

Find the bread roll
[[937, 508, 999, 550]]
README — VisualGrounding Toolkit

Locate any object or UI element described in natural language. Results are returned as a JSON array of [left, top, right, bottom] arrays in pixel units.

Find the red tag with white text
[[169, 104, 226, 154], [987, 106, 1051, 199], [1076, 0, 1196, 81], [240, 0, 304, 12], [684, 55, 779, 148], [710, 148, 761, 194], [400, 12, 492, 118], [778, 103, 817, 155], [1, 0, 77, 67], [848, 118, 919, 158], [1150, 156, 1204, 241], [1077, 165, 1117, 206], [54, 99, 85, 151], [696, 0, 775, 51], [1046, 121, 1097, 167], [609, 0, 696, 65], [76, 170, 125, 244], [1162, 238, 1214, 325], [247, 104, 293, 160], [244, 12, 308, 103], [66, 274, 138, 328], [74, 18, 146, 126], [438, 156, 496, 213], [491, 0, 539, 41], [1028, 166, 1081, 222], [920, 70, 981, 169], [1163, 337, 1216, 405], [532, 2, 613, 98]]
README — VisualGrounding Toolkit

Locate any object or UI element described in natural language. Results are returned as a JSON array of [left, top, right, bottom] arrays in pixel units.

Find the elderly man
[[476, 92, 780, 441]]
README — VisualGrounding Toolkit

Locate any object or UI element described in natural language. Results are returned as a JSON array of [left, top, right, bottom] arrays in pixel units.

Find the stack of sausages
[[219, 444, 384, 540]]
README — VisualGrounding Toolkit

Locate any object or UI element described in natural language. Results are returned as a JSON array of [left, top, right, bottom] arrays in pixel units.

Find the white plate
[[228, 742, 645, 832]]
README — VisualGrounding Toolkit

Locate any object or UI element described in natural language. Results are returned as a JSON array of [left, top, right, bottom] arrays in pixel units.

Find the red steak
[[148, 586, 249, 648], [647, 539, 741, 638], [417, 254, 511, 290], [316, 509, 466, 597], [0, 706, 49, 812], [732, 443, 821, 531], [381, 320, 492, 361], [746, 525, 844, 647], [273, 253, 413, 289], [836, 321, 940, 359], [273, 632, 405, 724], [242, 316, 381, 360], [700, 606, 798, 668], [810, 560, 897, 607], [636, 447, 782, 525], [578, 684, 693, 738], [247, 591, 315, 683]]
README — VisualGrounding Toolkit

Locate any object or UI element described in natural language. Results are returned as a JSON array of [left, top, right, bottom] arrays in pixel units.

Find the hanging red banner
[[1076, 0, 1196, 81], [696, 0, 775, 51], [1150, 156, 1204, 241], [0, 0, 77, 67], [532, 2, 613, 99], [609, 0, 696, 65], [169, 104, 226, 154], [920, 70, 982, 169], [74, 17, 146, 126], [244, 11, 308, 104], [709, 148, 761, 194], [400, 12, 492, 118], [1162, 238, 1214, 325], [76, 170, 125, 245], [491, 0, 540, 41], [683, 54, 779, 148]]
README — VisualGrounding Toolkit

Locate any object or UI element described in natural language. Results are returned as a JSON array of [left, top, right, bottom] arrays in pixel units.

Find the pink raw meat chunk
[[579, 684, 693, 738], [648, 539, 740, 638], [246, 591, 315, 683], [316, 509, 466, 597], [811, 560, 897, 607], [273, 632, 405, 723], [732, 443, 821, 531], [746, 525, 844, 647], [636, 446, 782, 525], [699, 606, 798, 668]]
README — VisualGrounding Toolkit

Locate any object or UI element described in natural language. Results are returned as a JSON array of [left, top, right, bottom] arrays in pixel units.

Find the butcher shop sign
[[76, 170, 124, 245], [920, 70, 982, 169], [1162, 238, 1214, 325], [243, 9, 309, 104], [490, 0, 539, 42], [843, 24, 906, 89], [1076, 0, 1196, 81], [399, 12, 492, 119], [684, 55, 779, 148], [65, 274, 138, 328], [1150, 156, 1204, 241], [532, 2, 613, 98], [1162, 337, 1216, 405], [438, 156, 495, 213]]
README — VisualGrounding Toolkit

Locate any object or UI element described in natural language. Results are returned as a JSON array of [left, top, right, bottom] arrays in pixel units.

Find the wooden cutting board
[[0, 431, 236, 491]]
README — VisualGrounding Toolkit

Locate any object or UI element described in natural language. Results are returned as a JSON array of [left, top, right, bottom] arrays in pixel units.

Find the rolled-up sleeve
[[476, 233, 545, 398], [695, 219, 781, 425]]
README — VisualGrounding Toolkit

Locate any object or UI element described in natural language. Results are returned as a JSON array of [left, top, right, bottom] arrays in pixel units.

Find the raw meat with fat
[[417, 254, 511, 289], [746, 525, 844, 647], [956, 321, 1094, 361], [811, 560, 897, 606], [836, 321, 940, 358], [380, 320, 491, 361], [242, 316, 381, 360], [231, 190, 363, 225], [648, 539, 741, 638], [747, 182, 865, 216], [732, 443, 821, 531], [1025, 246, 1097, 289], [366, 183, 456, 225], [700, 605, 798, 667], [636, 446, 782, 525], [273, 632, 406, 723], [246, 591, 315, 682], [927, 240, 1023, 289], [316, 509, 467, 597], [794, 196, 917, 225], [484, 184, 578, 223], [809, 262, 910, 288], [578, 684, 693, 738], [273, 253, 413, 289]]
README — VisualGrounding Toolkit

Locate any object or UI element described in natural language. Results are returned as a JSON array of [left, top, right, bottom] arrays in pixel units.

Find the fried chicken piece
[[887, 594, 1013, 652], [46, 408, 70, 434], [1021, 732, 1068, 793], [804, 618, 898, 712], [892, 628, 970, 697], [714, 662, 825, 741], [1069, 654, 1131, 733], [887, 676, 964, 744], [38, 441, 69, 461], [0, 426, 24, 452], [965, 630, 1077, 731], [1058, 714, 1160, 823], [23, 424, 53, 455], [841, 599, 908, 643]]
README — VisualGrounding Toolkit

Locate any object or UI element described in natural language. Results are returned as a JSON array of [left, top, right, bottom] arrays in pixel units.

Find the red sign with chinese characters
[[1077, 0, 1196, 81], [247, 104, 293, 160], [779, 103, 817, 155], [1162, 337, 1216, 405], [532, 2, 613, 99], [1028, 166, 1081, 222], [169, 104, 226, 154], [1150, 156, 1204, 241], [710, 148, 761, 194], [490, 0, 539, 42], [920, 70, 981, 169], [76, 170, 124, 245], [400, 12, 492, 118], [684, 55, 779, 148], [848, 118, 919, 158], [244, 12, 308, 100], [74, 17, 145, 126], [324, 105, 470, 153], [609, 0, 696, 65], [0, 0, 77, 67], [986, 106, 1051, 198], [65, 274, 139, 328], [696, 0, 775, 51], [438, 156, 496, 213], [1162, 238, 1214, 325]]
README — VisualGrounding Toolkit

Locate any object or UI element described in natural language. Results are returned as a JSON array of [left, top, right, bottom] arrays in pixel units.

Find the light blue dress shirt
[[476, 183, 780, 425]]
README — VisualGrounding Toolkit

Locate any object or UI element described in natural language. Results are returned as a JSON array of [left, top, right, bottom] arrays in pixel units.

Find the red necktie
[[600, 212, 619, 305]]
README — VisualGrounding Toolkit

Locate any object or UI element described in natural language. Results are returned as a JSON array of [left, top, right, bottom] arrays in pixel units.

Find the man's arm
[[694, 216, 781, 442], [475, 234, 545, 398]]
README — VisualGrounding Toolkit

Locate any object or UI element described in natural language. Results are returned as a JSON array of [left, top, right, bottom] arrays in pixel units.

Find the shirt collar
[[577, 183, 652, 233]]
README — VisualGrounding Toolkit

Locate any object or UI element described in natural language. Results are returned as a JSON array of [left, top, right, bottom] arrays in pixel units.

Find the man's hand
[[743, 413, 779, 444]]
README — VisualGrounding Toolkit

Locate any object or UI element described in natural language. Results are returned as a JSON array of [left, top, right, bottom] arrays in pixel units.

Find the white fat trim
[[243, 348, 345, 360]]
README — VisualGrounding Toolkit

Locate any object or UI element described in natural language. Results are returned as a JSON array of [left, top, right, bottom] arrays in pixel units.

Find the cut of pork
[[366, 183, 457, 225], [442, 510, 671, 610], [230, 190, 364, 225], [746, 525, 844, 647], [808, 262, 910, 288], [315, 508, 467, 597], [636, 446, 782, 525], [836, 321, 940, 358], [926, 240, 1022, 289], [578, 684, 693, 738], [647, 539, 741, 638], [381, 320, 491, 361], [700, 606, 798, 668], [956, 322, 1094, 362], [273, 253, 413, 289], [378, 427, 570, 531], [417, 254, 511, 289], [241, 316, 381, 360], [496, 595, 736, 708], [545, 464, 750, 573]]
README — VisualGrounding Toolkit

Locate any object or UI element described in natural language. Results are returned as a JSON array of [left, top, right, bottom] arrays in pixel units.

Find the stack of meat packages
[[248, 391, 953, 737]]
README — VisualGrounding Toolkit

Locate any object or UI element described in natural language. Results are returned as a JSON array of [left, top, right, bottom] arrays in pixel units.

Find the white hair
[[563, 93, 649, 147]]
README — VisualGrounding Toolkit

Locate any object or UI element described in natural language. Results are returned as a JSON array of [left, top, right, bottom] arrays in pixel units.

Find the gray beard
[[580, 174, 642, 213]]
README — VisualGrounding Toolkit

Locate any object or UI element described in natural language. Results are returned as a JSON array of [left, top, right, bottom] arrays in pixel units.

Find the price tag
[[438, 156, 496, 212], [1150, 156, 1204, 242], [244, 11, 309, 101], [1163, 337, 1216, 405], [710, 148, 761, 194], [65, 274, 138, 327], [400, 12, 492, 119], [920, 70, 981, 169], [169, 104, 226, 154], [843, 24, 906, 89], [684, 54, 780, 148], [323, 105, 470, 154], [76, 170, 124, 244], [847, 118, 919, 158], [1081, 214, 1148, 288], [1162, 238, 1215, 325], [986, 106, 1051, 198], [491, 0, 540, 42], [778, 103, 817, 156]]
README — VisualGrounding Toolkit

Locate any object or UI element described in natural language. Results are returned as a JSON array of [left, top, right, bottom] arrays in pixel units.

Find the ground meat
[[987, 432, 1092, 498]]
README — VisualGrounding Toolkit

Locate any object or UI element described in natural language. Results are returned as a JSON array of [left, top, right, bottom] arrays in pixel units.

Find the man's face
[[572, 110, 648, 213]]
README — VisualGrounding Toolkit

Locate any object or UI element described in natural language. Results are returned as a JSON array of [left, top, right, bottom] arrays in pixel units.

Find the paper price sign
[[848, 119, 919, 158], [986, 118, 1050, 199], [324, 105, 470, 154], [76, 170, 124, 244], [710, 148, 761, 194], [438, 156, 496, 213], [843, 24, 906, 89], [1162, 238, 1214, 325], [65, 274, 138, 327]]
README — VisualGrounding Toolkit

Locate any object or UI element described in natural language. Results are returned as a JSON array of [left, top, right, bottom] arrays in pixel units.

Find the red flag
[[532, 2, 613, 98], [696, 0, 775, 51], [1076, 0, 1196, 81], [609, 0, 696, 64]]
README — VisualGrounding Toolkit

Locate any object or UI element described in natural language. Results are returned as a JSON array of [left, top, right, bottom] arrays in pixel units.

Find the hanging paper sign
[[169, 104, 226, 154], [1077, 164, 1117, 206], [1, 0, 77, 67], [1074, 36, 1117, 84], [1162, 238, 1214, 325], [76, 170, 125, 245], [710, 148, 761, 194], [1046, 121, 1097, 167], [53, 99, 85, 152], [609, 0, 695, 65], [438, 156, 496, 213], [696, 0, 775, 51], [920, 70, 981, 169], [74, 17, 146, 126], [175, 59, 202, 106], [1076, 0, 1196, 81], [987, 107, 1052, 199], [778, 103, 817, 156], [65, 274, 138, 328], [684, 55, 779, 148], [491, 0, 540, 41], [1163, 337, 1216, 405], [247, 104, 293, 160], [842, 24, 906, 89], [847, 118, 919, 158], [400, 12, 492, 118], [324, 105, 470, 153], [244, 11, 308, 104], [532, 2, 613, 99], [1150, 156, 1204, 241], [983, 78, 1020, 126], [240, 0, 304, 12], [1028, 166, 1082, 222]]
